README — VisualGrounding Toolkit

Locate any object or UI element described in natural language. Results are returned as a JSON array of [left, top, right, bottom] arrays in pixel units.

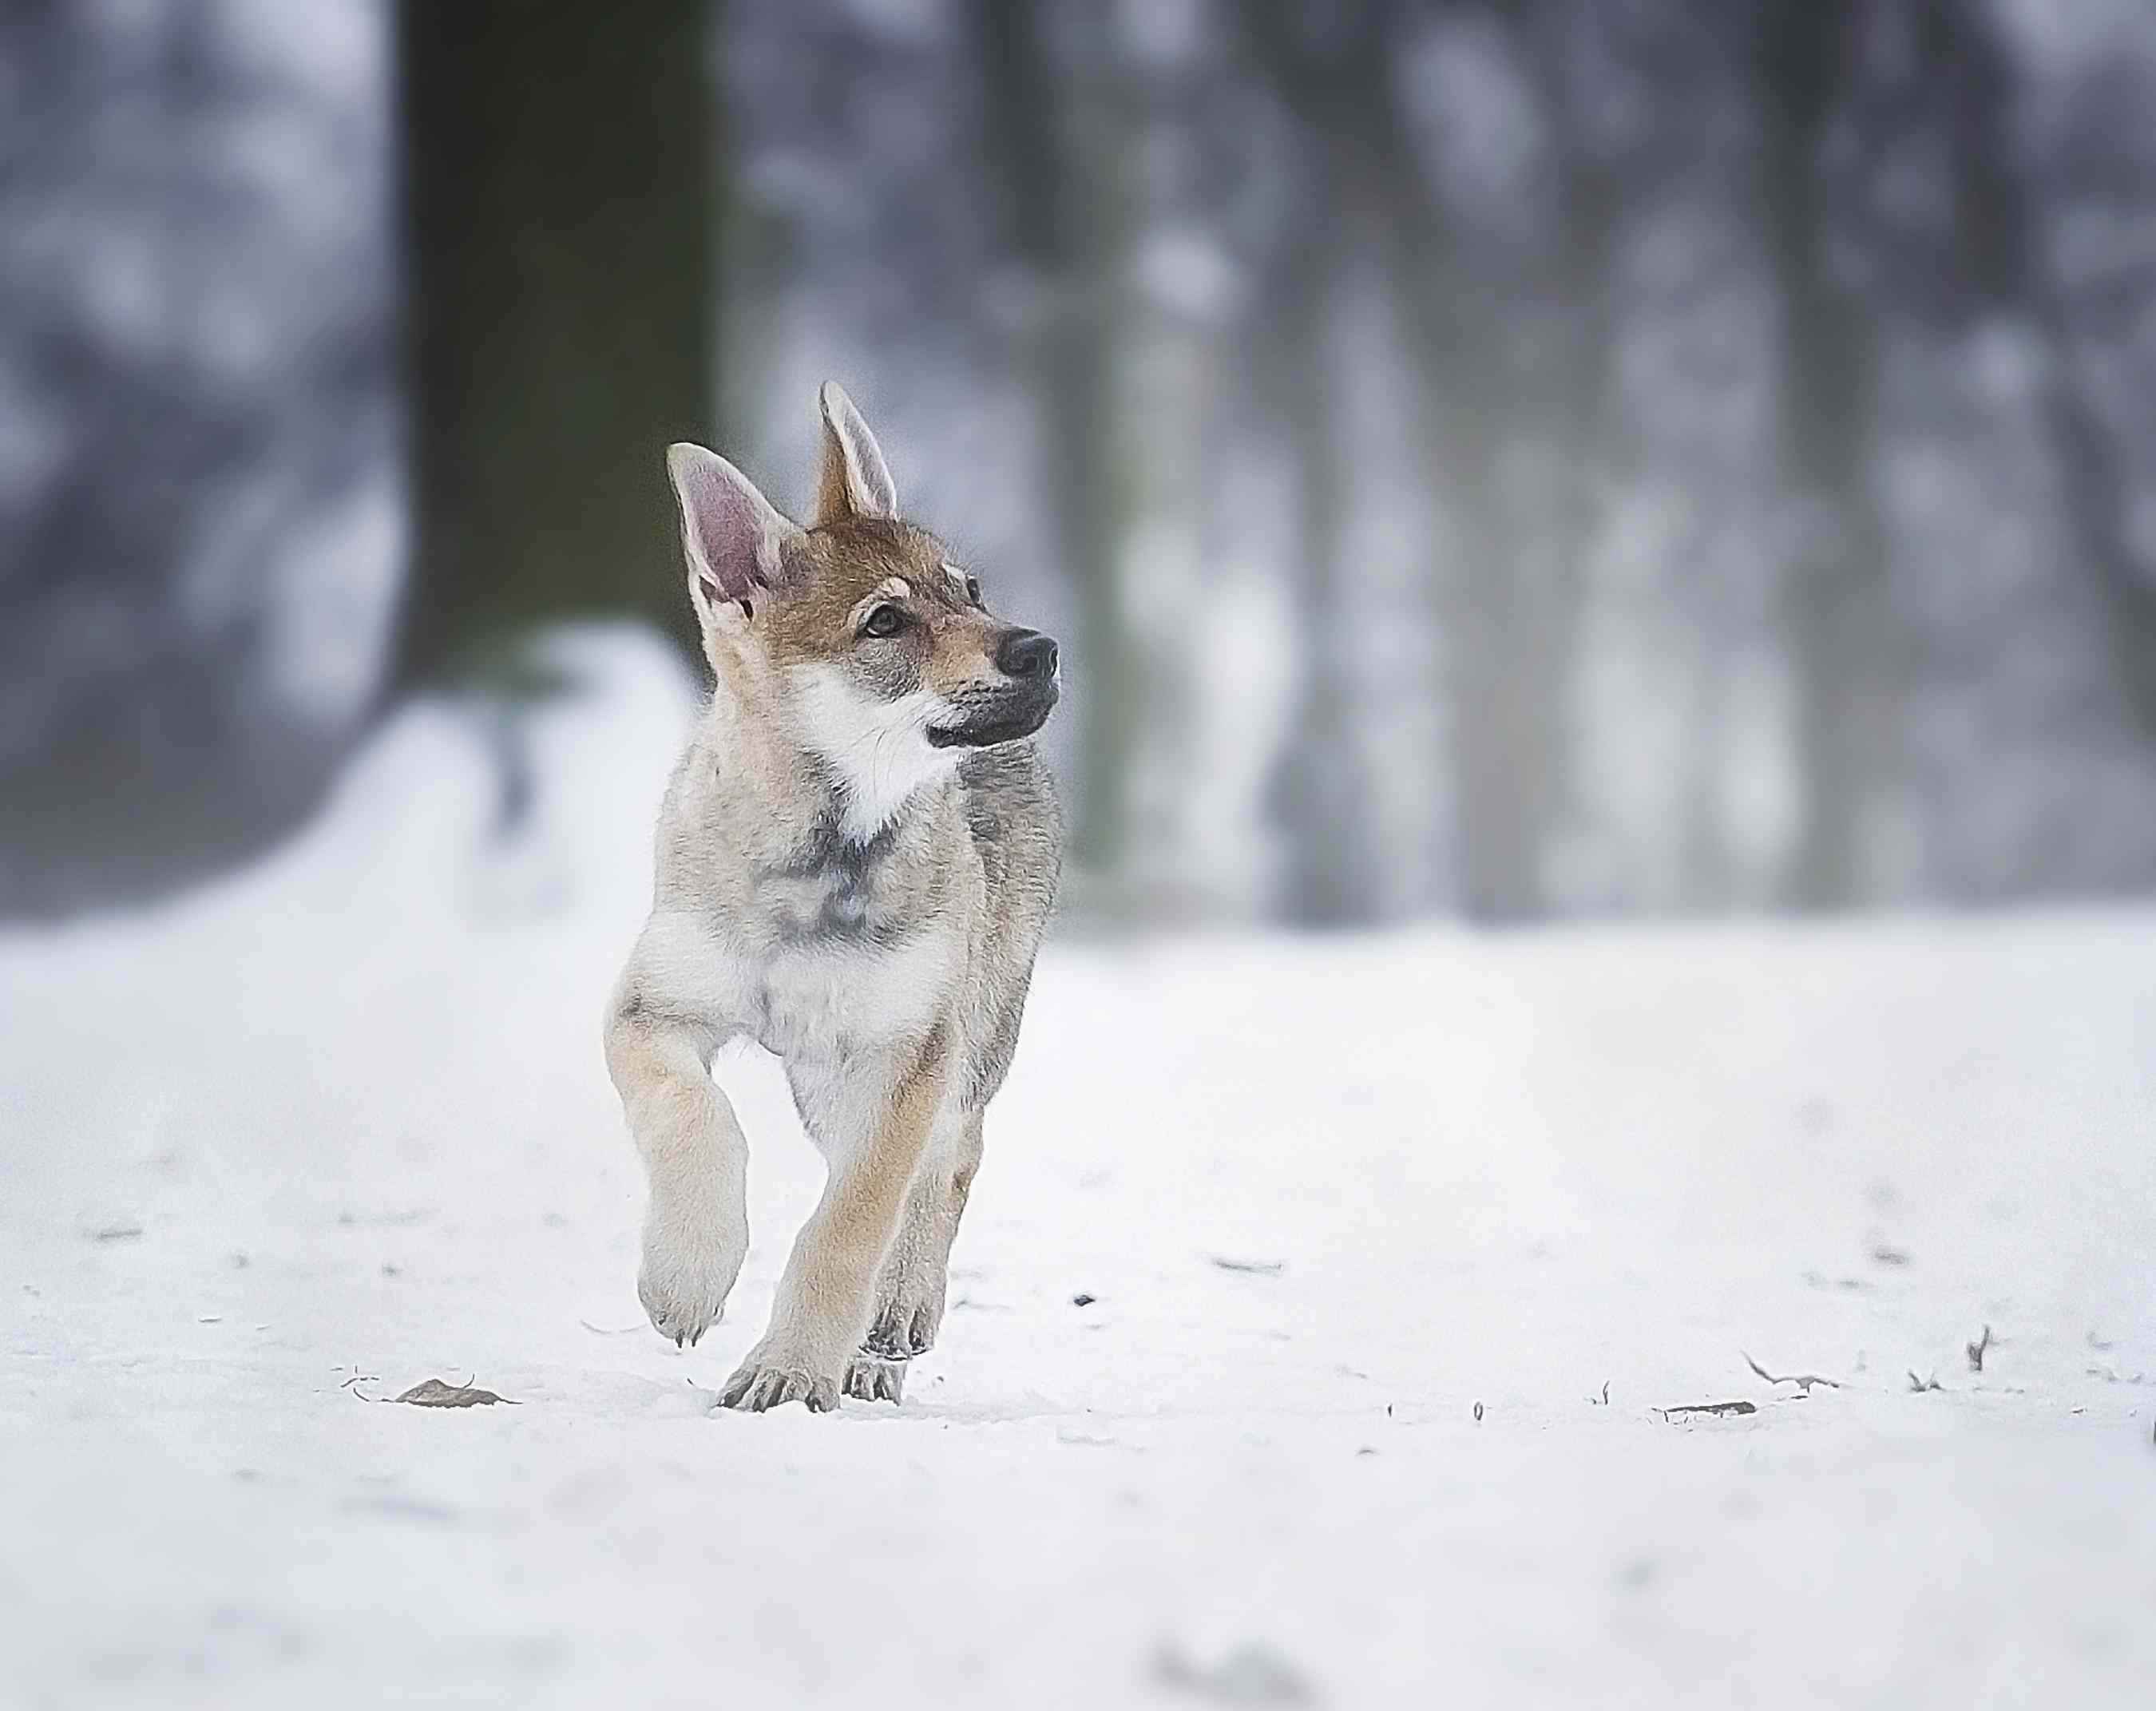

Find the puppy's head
[[667, 384, 1058, 829]]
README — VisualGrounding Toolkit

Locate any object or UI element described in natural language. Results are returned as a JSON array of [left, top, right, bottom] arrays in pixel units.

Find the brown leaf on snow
[[390, 1377, 517, 1408]]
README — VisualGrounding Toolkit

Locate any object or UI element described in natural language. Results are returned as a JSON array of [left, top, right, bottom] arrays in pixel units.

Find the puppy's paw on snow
[[863, 1293, 941, 1361], [719, 1353, 842, 1413], [844, 1353, 907, 1404]]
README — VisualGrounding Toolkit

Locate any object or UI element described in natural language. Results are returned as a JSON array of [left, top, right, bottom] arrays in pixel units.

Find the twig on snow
[[1742, 1351, 1842, 1394], [1658, 1400, 1757, 1421]]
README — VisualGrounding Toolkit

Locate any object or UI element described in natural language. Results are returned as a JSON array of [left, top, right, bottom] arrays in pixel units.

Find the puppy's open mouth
[[926, 685, 1058, 749]]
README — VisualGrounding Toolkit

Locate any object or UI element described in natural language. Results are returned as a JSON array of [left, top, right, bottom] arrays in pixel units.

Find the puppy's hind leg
[[846, 1107, 983, 1404], [604, 917, 750, 1347]]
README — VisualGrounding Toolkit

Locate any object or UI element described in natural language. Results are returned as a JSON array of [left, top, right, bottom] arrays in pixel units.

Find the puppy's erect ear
[[814, 381, 898, 525], [666, 442, 800, 621]]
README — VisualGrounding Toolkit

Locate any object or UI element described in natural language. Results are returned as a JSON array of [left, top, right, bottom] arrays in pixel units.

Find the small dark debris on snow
[[1589, 1380, 1611, 1406], [1966, 1325, 1993, 1372], [1152, 1640, 1314, 1706], [2087, 1329, 2116, 1353], [389, 1377, 517, 1408], [1743, 1351, 1841, 1394], [229, 1252, 250, 1269], [1473, 1401, 1484, 1422], [1072, 1292, 1097, 1307], [1211, 1257, 1285, 1277], [1658, 1400, 1757, 1421], [83, 1220, 143, 1243], [1907, 1370, 1943, 1393], [1801, 1269, 1873, 1292], [1869, 1245, 1911, 1267]]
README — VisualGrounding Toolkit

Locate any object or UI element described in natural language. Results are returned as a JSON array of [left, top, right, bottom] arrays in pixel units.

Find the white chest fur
[[747, 927, 956, 1065]]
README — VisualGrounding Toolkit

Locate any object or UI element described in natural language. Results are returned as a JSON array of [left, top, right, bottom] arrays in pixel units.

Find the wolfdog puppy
[[604, 384, 1061, 1412]]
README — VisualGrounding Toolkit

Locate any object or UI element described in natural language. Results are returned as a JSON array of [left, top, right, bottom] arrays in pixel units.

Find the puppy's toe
[[845, 1353, 907, 1404]]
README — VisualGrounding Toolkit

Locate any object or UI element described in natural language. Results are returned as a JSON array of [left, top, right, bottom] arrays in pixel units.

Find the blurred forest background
[[6, 0, 2156, 925]]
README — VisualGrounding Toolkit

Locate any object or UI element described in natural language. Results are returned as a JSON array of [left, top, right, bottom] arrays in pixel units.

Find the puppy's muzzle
[[928, 628, 1061, 748]]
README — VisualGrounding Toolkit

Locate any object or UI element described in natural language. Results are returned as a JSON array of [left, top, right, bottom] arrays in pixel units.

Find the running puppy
[[605, 383, 1062, 1412]]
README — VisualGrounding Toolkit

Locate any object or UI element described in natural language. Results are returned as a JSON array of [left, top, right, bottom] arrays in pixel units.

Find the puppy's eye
[[860, 602, 905, 640], [965, 576, 982, 607]]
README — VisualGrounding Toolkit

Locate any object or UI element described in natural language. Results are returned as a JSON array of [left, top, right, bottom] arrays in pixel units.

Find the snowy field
[[3, 631, 2153, 1710]]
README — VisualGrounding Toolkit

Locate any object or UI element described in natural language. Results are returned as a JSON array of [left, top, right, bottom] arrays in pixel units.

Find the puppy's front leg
[[721, 1030, 950, 1412], [605, 919, 750, 1347]]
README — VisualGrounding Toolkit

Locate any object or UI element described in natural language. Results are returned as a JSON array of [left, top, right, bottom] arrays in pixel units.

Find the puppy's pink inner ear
[[668, 442, 796, 614]]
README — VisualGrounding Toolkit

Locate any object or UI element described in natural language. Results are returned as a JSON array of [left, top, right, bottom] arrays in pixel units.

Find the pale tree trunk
[[1242, 1, 1395, 924], [971, 0, 1128, 873], [1102, 8, 1235, 909], [1760, 0, 1888, 909], [1924, 0, 2156, 735], [1377, 2, 1598, 921]]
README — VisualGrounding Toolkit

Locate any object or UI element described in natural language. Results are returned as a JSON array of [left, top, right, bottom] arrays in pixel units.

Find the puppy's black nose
[[997, 628, 1059, 680]]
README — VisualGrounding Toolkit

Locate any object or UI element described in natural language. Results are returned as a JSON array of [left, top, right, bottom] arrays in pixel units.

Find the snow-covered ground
[[3, 629, 2152, 1710]]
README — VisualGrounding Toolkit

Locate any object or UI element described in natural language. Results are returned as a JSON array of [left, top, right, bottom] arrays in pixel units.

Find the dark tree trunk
[[395, 0, 713, 689], [1760, 0, 1887, 909]]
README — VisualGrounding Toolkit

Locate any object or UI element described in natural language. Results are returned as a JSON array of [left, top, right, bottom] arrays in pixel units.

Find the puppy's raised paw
[[637, 1210, 746, 1348]]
